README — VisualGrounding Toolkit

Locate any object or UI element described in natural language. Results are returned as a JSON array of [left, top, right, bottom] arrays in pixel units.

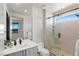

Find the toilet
[[37, 42, 49, 56]]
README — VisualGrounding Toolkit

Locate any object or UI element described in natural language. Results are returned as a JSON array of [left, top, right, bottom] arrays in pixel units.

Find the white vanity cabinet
[[6, 51, 23, 56], [25, 47, 38, 56], [6, 46, 37, 56]]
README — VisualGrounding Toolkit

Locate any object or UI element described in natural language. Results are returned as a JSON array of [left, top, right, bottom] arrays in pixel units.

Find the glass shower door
[[45, 16, 62, 56]]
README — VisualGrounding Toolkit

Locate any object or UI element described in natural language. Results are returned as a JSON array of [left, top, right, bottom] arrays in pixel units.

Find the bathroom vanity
[[1, 39, 38, 56]]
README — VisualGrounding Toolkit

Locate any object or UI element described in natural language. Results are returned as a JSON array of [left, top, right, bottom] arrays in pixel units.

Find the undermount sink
[[17, 40, 30, 48], [20, 43, 29, 47], [20, 44, 28, 47]]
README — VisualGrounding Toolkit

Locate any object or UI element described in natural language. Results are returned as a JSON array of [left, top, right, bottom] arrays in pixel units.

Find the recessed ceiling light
[[24, 9, 27, 13], [42, 5, 46, 9]]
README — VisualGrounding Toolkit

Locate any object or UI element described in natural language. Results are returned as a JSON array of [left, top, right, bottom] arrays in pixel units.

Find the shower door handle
[[58, 32, 61, 38]]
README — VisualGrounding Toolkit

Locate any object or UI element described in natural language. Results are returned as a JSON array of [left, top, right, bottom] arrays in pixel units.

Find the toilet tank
[[37, 42, 44, 49]]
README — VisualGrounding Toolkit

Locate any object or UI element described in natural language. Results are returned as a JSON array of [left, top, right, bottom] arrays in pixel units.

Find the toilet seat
[[39, 48, 49, 56], [40, 48, 49, 54]]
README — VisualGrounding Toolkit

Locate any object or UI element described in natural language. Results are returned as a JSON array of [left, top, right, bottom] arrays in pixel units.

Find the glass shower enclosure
[[45, 12, 79, 56]]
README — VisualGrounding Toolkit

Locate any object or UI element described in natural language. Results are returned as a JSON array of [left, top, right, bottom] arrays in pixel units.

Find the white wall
[[32, 6, 43, 43], [0, 3, 6, 51], [23, 9, 32, 39]]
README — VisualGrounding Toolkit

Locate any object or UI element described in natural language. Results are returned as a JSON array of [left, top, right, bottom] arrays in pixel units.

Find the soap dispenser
[[14, 40, 17, 46]]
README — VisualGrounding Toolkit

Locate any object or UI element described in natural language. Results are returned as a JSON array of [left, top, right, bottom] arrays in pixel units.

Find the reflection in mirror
[[6, 3, 32, 47], [0, 25, 4, 34], [11, 22, 19, 33]]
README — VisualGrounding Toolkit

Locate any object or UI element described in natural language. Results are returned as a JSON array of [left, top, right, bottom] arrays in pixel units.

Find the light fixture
[[42, 5, 46, 9], [24, 9, 27, 13]]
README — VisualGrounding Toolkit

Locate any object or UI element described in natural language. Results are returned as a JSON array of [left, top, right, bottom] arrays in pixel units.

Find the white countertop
[[0, 39, 37, 56]]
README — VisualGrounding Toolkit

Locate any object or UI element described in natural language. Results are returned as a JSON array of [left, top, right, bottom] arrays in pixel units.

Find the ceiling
[[7, 3, 32, 15], [32, 3, 72, 12], [0, 3, 4, 15], [7, 3, 72, 16]]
